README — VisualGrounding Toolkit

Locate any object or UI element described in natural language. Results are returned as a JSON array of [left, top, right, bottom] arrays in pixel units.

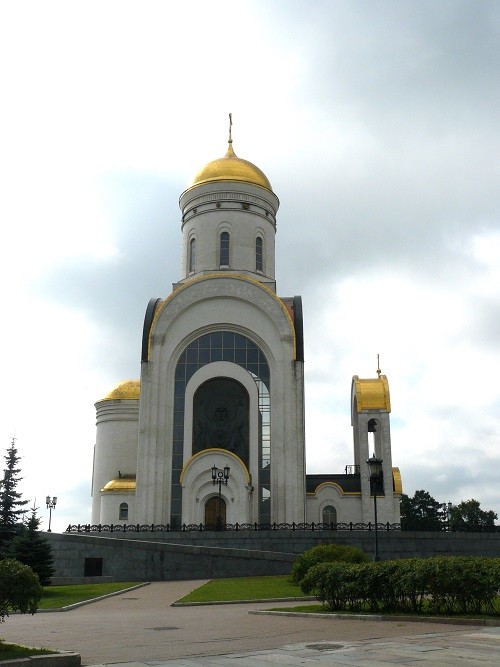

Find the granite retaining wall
[[45, 530, 500, 582]]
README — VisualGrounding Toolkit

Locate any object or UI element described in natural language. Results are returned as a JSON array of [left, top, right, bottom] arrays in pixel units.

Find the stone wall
[[45, 530, 500, 583]]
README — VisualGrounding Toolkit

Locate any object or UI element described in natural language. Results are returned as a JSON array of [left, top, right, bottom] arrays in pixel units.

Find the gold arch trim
[[179, 447, 251, 485], [148, 274, 296, 360], [308, 481, 361, 497]]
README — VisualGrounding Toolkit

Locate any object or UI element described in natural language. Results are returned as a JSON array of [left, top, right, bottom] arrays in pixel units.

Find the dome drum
[[180, 181, 279, 227]]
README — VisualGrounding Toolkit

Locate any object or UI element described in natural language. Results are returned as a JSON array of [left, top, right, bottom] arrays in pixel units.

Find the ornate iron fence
[[65, 521, 402, 533]]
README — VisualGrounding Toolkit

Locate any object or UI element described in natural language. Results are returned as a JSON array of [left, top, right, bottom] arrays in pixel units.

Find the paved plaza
[[1, 581, 499, 666]]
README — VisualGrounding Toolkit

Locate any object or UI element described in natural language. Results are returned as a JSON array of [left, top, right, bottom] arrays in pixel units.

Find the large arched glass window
[[255, 236, 263, 272], [172, 332, 270, 527], [189, 238, 196, 273], [220, 231, 230, 267]]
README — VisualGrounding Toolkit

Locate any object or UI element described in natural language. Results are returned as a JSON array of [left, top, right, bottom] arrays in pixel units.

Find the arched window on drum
[[255, 236, 263, 272], [220, 231, 230, 267]]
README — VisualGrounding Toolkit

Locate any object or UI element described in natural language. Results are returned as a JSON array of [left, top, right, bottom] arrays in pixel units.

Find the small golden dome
[[352, 375, 391, 412], [101, 478, 136, 493], [102, 379, 140, 401], [392, 467, 403, 495], [190, 142, 273, 191]]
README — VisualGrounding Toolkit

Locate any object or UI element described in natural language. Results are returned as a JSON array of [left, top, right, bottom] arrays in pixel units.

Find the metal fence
[[65, 521, 402, 533]]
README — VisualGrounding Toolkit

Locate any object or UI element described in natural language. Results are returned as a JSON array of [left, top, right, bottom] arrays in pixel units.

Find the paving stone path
[[1, 581, 498, 666]]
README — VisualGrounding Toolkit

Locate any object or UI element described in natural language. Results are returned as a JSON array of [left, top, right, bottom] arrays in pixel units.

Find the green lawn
[[0, 582, 142, 660], [270, 599, 500, 618], [176, 575, 304, 603], [39, 581, 141, 609], [0, 641, 57, 660]]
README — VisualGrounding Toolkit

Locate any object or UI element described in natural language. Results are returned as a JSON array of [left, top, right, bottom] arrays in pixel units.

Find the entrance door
[[205, 496, 226, 529]]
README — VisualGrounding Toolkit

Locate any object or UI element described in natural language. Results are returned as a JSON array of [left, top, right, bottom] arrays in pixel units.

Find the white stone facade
[[91, 138, 401, 528]]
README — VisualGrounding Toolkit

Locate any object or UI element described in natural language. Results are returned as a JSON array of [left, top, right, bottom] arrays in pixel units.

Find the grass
[[269, 598, 500, 618], [177, 575, 304, 603], [177, 576, 500, 621], [0, 640, 57, 660], [0, 582, 142, 660], [38, 581, 141, 609]]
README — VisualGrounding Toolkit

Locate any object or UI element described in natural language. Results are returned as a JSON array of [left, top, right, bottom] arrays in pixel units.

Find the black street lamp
[[46, 495, 57, 532], [366, 455, 383, 561], [441, 501, 453, 530], [211, 465, 230, 530]]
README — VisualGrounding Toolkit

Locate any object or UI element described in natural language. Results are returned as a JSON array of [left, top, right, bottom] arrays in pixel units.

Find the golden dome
[[102, 379, 140, 401], [190, 141, 273, 191], [101, 478, 136, 493], [352, 375, 391, 412]]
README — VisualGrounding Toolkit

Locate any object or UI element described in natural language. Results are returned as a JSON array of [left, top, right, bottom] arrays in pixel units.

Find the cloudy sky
[[1, 0, 499, 532]]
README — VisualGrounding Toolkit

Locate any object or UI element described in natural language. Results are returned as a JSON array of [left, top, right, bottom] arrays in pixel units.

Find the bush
[[425, 556, 500, 615], [0, 559, 43, 621], [290, 543, 369, 584], [299, 555, 500, 616]]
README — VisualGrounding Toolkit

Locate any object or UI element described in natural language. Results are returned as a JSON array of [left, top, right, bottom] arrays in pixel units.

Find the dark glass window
[[171, 331, 271, 526], [220, 231, 230, 266], [193, 378, 250, 466], [256, 236, 263, 271], [322, 505, 337, 525], [189, 238, 196, 272], [119, 503, 128, 521]]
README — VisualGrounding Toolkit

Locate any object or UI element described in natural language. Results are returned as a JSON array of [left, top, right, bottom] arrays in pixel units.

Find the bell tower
[[351, 371, 401, 523]]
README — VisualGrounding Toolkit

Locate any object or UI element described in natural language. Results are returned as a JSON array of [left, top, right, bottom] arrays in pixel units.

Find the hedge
[[290, 543, 369, 584], [300, 556, 500, 615]]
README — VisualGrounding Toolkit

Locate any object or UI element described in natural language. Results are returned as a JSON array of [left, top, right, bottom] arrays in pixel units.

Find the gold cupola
[[102, 379, 140, 401], [190, 140, 273, 192], [189, 114, 272, 192]]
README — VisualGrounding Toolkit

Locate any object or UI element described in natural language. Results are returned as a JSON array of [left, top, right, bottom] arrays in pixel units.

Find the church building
[[91, 124, 402, 529]]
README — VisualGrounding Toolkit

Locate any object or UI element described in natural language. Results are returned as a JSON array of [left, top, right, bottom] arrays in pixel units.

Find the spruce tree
[[9, 505, 55, 586], [0, 438, 29, 555]]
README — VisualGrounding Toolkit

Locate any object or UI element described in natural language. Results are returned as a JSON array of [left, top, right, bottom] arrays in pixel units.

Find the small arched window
[[255, 236, 263, 272], [119, 502, 129, 521], [220, 231, 230, 267], [189, 238, 196, 273], [322, 505, 337, 525]]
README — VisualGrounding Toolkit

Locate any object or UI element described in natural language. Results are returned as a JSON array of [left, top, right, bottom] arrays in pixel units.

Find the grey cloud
[[35, 173, 183, 377]]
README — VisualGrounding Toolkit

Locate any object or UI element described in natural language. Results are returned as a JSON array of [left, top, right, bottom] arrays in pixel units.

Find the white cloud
[[1, 1, 499, 530]]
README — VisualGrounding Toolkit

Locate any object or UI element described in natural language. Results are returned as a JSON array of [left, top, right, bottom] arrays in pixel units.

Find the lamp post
[[366, 455, 383, 561], [211, 465, 229, 530], [441, 501, 453, 530], [46, 495, 57, 532]]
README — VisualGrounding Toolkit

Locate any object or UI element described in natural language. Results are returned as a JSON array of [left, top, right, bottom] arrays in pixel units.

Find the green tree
[[449, 499, 498, 531], [9, 505, 55, 586], [0, 439, 28, 555], [400, 490, 444, 530], [0, 559, 43, 621]]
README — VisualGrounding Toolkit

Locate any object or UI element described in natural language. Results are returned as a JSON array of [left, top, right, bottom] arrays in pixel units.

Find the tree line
[[400, 489, 498, 531], [0, 438, 54, 585]]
